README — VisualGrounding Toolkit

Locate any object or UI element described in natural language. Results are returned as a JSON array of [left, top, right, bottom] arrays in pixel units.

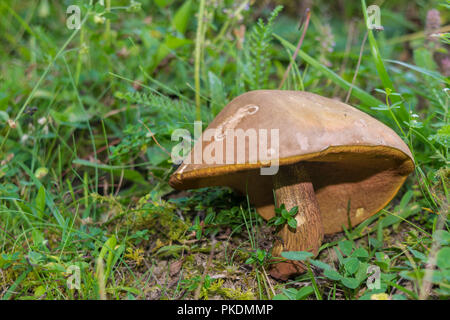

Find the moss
[[205, 279, 255, 300], [125, 194, 189, 242], [124, 247, 145, 266], [90, 193, 124, 222], [383, 228, 394, 245]]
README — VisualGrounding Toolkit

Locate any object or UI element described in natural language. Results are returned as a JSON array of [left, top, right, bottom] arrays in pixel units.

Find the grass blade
[[274, 33, 382, 113]]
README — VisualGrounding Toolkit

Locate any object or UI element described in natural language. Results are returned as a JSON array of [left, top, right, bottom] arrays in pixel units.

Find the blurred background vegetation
[[0, 0, 448, 300]]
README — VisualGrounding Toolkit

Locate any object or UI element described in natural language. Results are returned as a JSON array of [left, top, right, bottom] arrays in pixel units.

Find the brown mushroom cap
[[169, 90, 414, 234]]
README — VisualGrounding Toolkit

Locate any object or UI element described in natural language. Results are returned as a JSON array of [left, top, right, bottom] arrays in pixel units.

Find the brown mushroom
[[169, 90, 414, 280]]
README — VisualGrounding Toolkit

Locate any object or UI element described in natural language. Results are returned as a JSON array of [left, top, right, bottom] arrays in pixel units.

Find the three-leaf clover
[[269, 204, 298, 229], [246, 249, 270, 266]]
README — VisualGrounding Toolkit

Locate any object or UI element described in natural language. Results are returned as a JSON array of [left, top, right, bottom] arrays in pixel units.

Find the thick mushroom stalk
[[270, 163, 324, 280]]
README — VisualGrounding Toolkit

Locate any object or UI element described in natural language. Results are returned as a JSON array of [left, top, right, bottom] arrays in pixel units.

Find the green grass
[[0, 0, 448, 300]]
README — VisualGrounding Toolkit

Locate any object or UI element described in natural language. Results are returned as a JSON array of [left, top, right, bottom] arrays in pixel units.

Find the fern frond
[[242, 5, 283, 90], [110, 91, 196, 162], [115, 91, 195, 123]]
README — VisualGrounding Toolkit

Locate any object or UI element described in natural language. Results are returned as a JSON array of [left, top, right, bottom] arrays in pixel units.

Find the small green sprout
[[269, 204, 298, 229]]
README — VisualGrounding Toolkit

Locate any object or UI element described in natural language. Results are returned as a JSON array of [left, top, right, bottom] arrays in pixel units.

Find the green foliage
[[268, 204, 298, 229], [245, 248, 271, 267], [125, 195, 189, 242], [281, 251, 313, 261], [242, 5, 283, 91], [273, 286, 314, 300], [0, 0, 448, 300], [180, 274, 211, 295], [206, 279, 255, 300], [173, 187, 252, 237], [321, 241, 371, 290], [111, 91, 195, 165]]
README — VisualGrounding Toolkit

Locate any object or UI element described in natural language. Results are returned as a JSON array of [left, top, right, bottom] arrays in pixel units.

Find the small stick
[[194, 237, 217, 299], [419, 201, 448, 300], [333, 20, 357, 97], [278, 8, 311, 89], [262, 266, 276, 298], [0, 225, 16, 242], [114, 169, 124, 197], [139, 120, 172, 157], [345, 31, 368, 103]]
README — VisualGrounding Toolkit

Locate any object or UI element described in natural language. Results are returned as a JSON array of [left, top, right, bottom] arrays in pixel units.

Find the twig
[[278, 8, 311, 89], [262, 266, 276, 298], [419, 200, 449, 300], [333, 19, 357, 97], [0, 225, 16, 242], [194, 237, 216, 299], [114, 169, 124, 197], [194, 0, 206, 121], [386, 24, 450, 46], [139, 120, 172, 157], [345, 30, 368, 103], [61, 139, 121, 178]]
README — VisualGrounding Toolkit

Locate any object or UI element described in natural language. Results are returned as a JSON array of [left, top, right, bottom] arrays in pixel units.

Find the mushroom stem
[[270, 162, 324, 280]]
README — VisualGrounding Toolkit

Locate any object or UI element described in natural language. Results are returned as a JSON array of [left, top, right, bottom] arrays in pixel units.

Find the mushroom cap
[[169, 90, 414, 234]]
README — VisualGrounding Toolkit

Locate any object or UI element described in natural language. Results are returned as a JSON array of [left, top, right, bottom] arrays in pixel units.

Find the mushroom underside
[[171, 150, 413, 234], [169, 149, 413, 280]]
